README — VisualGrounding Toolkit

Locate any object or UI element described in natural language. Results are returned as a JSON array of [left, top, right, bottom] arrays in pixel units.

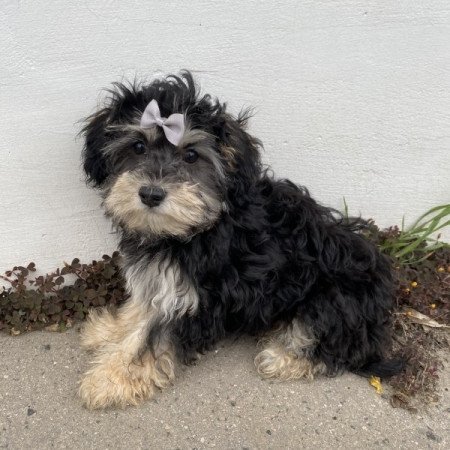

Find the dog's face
[[99, 124, 224, 238], [82, 72, 261, 239]]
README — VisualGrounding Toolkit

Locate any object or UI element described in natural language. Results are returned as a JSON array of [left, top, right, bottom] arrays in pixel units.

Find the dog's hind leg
[[254, 318, 326, 381]]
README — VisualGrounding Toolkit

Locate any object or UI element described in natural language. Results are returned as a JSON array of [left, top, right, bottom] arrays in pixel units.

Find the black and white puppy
[[79, 71, 401, 409]]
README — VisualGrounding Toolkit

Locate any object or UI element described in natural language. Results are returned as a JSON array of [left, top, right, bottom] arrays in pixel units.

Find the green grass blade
[[408, 205, 450, 231], [395, 219, 450, 258], [343, 197, 349, 221]]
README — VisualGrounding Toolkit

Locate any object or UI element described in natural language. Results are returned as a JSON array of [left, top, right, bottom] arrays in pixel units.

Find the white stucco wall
[[1, 0, 449, 273]]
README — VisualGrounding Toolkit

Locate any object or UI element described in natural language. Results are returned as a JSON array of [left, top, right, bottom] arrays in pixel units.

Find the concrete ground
[[0, 328, 448, 450]]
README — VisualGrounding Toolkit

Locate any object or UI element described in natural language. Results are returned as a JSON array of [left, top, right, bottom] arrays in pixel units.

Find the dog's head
[[82, 71, 261, 239]]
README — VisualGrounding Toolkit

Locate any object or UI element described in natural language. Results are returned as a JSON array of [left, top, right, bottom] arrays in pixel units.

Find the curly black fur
[[82, 71, 402, 379]]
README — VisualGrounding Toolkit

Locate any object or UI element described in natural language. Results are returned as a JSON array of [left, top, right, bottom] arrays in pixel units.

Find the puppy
[[79, 71, 401, 409]]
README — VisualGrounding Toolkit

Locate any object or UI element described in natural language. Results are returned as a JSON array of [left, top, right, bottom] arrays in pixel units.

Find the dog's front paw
[[79, 355, 155, 409], [79, 351, 174, 409]]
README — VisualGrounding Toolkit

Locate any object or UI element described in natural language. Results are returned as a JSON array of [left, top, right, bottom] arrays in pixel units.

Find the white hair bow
[[140, 100, 185, 146]]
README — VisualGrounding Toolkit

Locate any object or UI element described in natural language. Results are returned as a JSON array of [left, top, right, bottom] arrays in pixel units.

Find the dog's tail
[[353, 358, 405, 378]]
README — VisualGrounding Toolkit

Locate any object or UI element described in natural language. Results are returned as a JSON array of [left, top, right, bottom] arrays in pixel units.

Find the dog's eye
[[184, 149, 199, 164], [133, 141, 146, 155]]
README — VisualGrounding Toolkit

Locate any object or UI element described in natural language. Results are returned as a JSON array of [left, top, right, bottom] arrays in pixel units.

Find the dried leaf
[[369, 376, 383, 394], [402, 308, 450, 329]]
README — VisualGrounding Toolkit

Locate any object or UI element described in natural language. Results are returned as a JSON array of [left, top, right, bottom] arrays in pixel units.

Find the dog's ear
[[217, 111, 262, 184], [81, 107, 112, 187]]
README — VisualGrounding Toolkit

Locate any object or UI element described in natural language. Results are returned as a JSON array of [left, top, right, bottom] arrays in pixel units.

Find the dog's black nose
[[139, 186, 166, 207]]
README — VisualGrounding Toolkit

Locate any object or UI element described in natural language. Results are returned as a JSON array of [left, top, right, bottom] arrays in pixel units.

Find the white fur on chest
[[124, 257, 198, 322]]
